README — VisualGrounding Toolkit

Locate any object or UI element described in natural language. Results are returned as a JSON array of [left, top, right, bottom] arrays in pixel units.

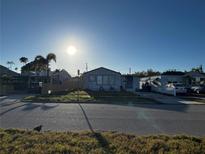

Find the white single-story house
[[122, 75, 140, 92], [82, 67, 121, 91]]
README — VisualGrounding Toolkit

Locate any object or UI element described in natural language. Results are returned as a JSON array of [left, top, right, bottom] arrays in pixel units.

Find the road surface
[[1, 95, 205, 136]]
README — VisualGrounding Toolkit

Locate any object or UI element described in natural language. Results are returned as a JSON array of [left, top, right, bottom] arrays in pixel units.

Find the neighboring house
[[51, 69, 71, 84], [0, 65, 20, 95], [154, 75, 184, 87], [21, 69, 72, 93], [0, 65, 19, 77], [21, 70, 48, 92], [158, 71, 185, 86], [122, 75, 140, 92], [21, 70, 49, 77], [148, 72, 205, 88], [82, 67, 121, 91], [139, 74, 185, 95], [183, 72, 205, 86]]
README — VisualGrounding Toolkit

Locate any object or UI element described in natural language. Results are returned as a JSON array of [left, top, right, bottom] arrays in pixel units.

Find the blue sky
[[1, 0, 205, 75]]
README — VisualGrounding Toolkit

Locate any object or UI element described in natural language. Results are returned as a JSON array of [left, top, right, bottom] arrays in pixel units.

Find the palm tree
[[34, 53, 56, 82], [46, 53, 56, 78], [34, 55, 47, 71], [19, 57, 28, 65], [6, 61, 15, 70], [46, 53, 56, 63], [19, 57, 28, 73]]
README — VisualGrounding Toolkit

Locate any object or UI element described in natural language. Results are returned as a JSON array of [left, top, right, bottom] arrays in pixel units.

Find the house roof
[[184, 72, 205, 78], [162, 71, 185, 75], [51, 69, 71, 78], [0, 65, 20, 77], [82, 67, 121, 75]]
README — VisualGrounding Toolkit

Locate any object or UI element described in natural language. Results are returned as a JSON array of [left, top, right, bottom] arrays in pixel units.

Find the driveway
[[138, 92, 205, 104], [1, 95, 205, 136]]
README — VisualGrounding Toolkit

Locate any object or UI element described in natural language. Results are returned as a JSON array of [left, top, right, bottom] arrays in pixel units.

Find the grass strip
[[0, 128, 205, 154]]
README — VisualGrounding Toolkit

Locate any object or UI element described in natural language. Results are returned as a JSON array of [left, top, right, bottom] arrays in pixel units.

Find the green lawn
[[0, 128, 205, 154], [23, 91, 93, 103], [22, 90, 159, 104]]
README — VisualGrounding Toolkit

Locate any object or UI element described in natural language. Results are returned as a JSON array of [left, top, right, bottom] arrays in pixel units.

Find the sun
[[67, 46, 77, 55]]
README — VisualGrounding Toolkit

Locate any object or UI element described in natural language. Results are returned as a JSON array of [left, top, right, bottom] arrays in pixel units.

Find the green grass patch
[[23, 91, 94, 103], [22, 90, 159, 104], [0, 128, 205, 154]]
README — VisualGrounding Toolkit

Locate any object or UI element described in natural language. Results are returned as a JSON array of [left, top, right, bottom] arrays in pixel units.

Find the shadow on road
[[21, 103, 59, 111], [78, 103, 113, 153], [0, 104, 26, 116], [0, 100, 20, 107], [0, 103, 59, 116]]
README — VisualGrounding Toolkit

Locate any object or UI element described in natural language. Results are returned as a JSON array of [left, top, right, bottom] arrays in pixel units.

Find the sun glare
[[67, 46, 77, 55]]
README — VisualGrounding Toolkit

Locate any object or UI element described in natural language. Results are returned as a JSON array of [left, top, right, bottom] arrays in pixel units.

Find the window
[[97, 75, 103, 85], [103, 76, 109, 84], [89, 75, 95, 82]]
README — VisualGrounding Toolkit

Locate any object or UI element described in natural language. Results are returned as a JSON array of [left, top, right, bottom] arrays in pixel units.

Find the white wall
[[82, 68, 121, 91]]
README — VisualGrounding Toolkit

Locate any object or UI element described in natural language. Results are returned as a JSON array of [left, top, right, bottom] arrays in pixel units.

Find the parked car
[[191, 85, 205, 94], [167, 83, 187, 94]]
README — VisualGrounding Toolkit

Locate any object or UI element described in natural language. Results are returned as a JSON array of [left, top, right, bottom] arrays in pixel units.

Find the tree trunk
[[47, 65, 50, 83]]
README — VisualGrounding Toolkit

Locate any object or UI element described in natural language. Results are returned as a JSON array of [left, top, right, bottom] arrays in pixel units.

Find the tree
[[34, 55, 47, 71], [191, 65, 203, 73], [15, 67, 18, 71], [134, 69, 161, 77], [46, 53, 56, 63], [19, 57, 28, 65], [20, 53, 56, 82], [6, 61, 15, 70], [33, 53, 56, 82], [162, 70, 185, 75], [46, 53, 56, 78], [147, 69, 161, 76], [21, 61, 36, 73]]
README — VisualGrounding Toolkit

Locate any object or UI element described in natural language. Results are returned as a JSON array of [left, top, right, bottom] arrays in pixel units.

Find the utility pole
[[77, 69, 80, 102], [86, 63, 88, 72], [129, 67, 131, 74]]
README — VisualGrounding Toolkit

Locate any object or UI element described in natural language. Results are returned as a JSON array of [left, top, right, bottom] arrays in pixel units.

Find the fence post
[[173, 88, 176, 96], [77, 69, 80, 102]]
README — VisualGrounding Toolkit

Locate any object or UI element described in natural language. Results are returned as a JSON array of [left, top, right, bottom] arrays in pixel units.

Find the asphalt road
[[1, 95, 205, 136]]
